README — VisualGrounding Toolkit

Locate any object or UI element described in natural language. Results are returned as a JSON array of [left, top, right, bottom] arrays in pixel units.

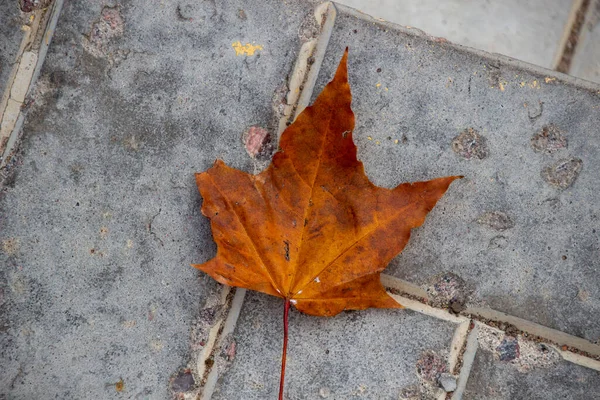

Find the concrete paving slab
[[0, 0, 320, 398], [308, 3, 600, 343], [0, 0, 24, 96], [571, 0, 600, 83], [334, 0, 573, 69], [464, 340, 600, 399], [212, 291, 458, 399]]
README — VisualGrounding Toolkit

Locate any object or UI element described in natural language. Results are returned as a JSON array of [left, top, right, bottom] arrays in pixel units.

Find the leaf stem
[[279, 298, 291, 400]]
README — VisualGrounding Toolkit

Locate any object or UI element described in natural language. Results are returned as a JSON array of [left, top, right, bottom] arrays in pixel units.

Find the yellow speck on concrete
[[544, 77, 556, 84], [375, 140, 380, 145], [499, 81, 505, 91], [384, 87, 388, 91], [394, 139, 399, 144], [376, 83, 381, 88], [520, 82, 526, 87], [529, 80, 539, 89], [150, 339, 164, 352], [122, 320, 136, 328], [367, 136, 373, 140], [232, 41, 263, 56]]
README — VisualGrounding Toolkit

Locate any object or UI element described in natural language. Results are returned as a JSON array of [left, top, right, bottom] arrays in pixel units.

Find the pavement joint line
[[381, 272, 429, 300], [0, 11, 35, 123], [194, 286, 233, 388], [0, 0, 63, 167], [557, 348, 600, 372], [448, 320, 471, 374], [553, 0, 586, 70], [387, 292, 468, 325], [382, 274, 600, 363], [0, 19, 35, 148], [555, 0, 591, 73], [277, 2, 333, 136], [291, 1, 337, 120], [451, 322, 479, 400], [465, 306, 600, 359], [200, 288, 247, 400]]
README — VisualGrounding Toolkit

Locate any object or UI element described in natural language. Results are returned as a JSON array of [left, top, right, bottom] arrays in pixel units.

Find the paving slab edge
[[317, 2, 600, 96]]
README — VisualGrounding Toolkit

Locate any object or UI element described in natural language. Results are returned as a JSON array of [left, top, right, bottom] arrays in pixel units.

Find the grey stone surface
[[571, 0, 600, 83], [464, 346, 600, 399], [311, 4, 600, 342], [0, 0, 318, 398], [212, 291, 456, 399], [0, 0, 23, 96], [334, 0, 572, 69]]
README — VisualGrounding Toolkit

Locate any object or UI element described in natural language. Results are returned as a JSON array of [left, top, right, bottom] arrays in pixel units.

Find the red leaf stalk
[[279, 298, 291, 400]]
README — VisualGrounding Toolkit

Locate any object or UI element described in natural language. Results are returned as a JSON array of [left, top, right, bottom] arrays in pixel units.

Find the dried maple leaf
[[194, 49, 461, 398]]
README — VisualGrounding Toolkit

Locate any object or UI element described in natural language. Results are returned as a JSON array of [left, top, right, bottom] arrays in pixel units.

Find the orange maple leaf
[[194, 49, 460, 398]]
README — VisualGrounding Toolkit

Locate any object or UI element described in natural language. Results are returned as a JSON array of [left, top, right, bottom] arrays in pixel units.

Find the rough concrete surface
[[571, 0, 600, 83], [212, 291, 456, 399], [311, 4, 600, 342], [334, 0, 572, 69], [0, 0, 318, 398], [464, 346, 600, 399], [0, 0, 24, 96]]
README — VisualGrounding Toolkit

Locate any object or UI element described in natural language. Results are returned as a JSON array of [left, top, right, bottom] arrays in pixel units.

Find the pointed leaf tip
[[333, 48, 349, 82]]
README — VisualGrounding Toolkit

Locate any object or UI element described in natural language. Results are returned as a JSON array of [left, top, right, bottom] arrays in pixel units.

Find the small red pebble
[[243, 126, 271, 158]]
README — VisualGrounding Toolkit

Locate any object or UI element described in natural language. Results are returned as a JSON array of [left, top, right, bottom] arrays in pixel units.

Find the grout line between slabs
[[383, 274, 600, 364], [451, 323, 479, 400], [199, 288, 247, 400], [0, 0, 64, 167], [277, 1, 336, 137], [448, 320, 471, 374], [553, 0, 586, 70], [555, 0, 591, 73]]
